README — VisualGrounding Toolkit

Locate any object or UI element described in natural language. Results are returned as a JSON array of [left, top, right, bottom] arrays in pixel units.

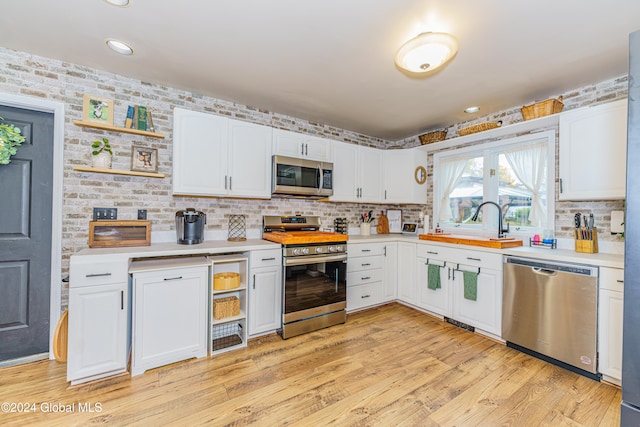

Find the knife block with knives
[[573, 213, 598, 253]]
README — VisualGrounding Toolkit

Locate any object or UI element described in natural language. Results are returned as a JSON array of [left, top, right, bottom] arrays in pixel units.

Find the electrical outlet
[[137, 209, 147, 220], [93, 207, 117, 221]]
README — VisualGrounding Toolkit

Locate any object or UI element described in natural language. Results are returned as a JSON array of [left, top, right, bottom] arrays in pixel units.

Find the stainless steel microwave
[[272, 155, 333, 197]]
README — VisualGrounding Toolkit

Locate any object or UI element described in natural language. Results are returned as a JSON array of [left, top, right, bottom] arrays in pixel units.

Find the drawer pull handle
[[361, 294, 371, 299], [362, 263, 371, 267], [121, 291, 124, 310], [86, 272, 112, 278], [361, 276, 371, 280], [427, 251, 439, 255], [261, 257, 276, 261], [163, 276, 183, 281], [467, 257, 482, 261], [617, 279, 624, 283], [361, 249, 372, 252]]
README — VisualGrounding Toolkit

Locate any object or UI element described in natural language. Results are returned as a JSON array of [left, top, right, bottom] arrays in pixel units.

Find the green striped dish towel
[[463, 270, 478, 301], [427, 264, 441, 290]]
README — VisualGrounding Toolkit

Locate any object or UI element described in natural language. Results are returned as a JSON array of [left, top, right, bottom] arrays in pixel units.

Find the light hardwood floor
[[0, 303, 621, 426]]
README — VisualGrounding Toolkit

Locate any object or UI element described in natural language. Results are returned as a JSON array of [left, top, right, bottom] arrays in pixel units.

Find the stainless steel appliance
[[262, 215, 347, 339], [272, 155, 333, 197], [503, 256, 599, 379], [622, 28, 640, 425], [175, 208, 206, 244]]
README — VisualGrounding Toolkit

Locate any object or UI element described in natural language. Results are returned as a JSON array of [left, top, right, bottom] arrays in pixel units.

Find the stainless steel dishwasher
[[503, 256, 599, 379]]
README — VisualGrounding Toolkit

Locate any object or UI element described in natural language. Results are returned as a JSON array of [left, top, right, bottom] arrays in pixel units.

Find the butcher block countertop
[[418, 233, 524, 249], [262, 231, 348, 245]]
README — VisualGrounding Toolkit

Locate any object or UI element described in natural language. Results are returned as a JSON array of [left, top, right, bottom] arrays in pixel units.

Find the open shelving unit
[[72, 166, 165, 178], [208, 254, 248, 355], [73, 120, 165, 138]]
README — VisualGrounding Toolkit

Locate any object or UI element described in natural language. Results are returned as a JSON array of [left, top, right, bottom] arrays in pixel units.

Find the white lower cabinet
[[598, 267, 624, 385], [129, 257, 209, 376], [383, 243, 398, 301], [347, 242, 386, 311], [415, 244, 502, 337], [247, 249, 282, 337], [397, 242, 417, 305], [67, 258, 129, 385]]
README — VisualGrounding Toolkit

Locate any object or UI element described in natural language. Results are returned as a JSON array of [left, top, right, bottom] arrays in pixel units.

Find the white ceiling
[[2, 1, 640, 141]]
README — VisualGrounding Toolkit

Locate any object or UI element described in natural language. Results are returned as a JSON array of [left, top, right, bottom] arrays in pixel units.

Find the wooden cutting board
[[262, 231, 348, 244], [53, 309, 68, 362], [377, 212, 389, 234], [419, 233, 523, 249]]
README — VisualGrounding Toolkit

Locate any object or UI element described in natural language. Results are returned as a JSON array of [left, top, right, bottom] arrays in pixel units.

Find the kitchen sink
[[418, 233, 523, 249]]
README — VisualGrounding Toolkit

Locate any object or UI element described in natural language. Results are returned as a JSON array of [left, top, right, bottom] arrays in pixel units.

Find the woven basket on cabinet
[[521, 96, 564, 120]]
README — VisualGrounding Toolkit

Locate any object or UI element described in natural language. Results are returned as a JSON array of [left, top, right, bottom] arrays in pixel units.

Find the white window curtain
[[438, 157, 470, 221], [503, 142, 547, 227]]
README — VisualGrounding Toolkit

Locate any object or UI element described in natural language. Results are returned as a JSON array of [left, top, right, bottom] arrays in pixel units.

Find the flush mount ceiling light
[[103, 0, 130, 6], [465, 106, 480, 114], [106, 39, 133, 55], [395, 32, 459, 74]]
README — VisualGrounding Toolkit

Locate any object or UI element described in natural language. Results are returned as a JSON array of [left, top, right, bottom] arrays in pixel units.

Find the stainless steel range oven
[[262, 215, 348, 339]]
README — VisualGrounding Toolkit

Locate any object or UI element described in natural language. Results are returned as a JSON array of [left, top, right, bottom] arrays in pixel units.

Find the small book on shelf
[[124, 105, 135, 128], [136, 105, 147, 131], [146, 110, 155, 133]]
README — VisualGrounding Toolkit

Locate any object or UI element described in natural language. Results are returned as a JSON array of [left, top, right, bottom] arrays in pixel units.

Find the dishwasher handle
[[532, 267, 557, 276], [505, 256, 597, 277]]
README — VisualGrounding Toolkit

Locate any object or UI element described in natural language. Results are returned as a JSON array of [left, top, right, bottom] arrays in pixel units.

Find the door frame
[[0, 92, 64, 359]]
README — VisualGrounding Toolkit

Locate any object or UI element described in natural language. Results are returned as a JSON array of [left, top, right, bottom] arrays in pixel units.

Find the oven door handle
[[285, 254, 347, 266]]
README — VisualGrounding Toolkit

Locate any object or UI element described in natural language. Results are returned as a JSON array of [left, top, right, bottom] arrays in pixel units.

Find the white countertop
[[72, 238, 280, 262], [347, 234, 624, 269]]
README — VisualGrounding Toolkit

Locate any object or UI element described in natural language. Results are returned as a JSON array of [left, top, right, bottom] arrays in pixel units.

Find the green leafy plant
[[91, 137, 112, 156], [0, 117, 27, 165]]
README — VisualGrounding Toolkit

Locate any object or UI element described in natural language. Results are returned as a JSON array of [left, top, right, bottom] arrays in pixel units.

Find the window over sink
[[433, 131, 555, 235]]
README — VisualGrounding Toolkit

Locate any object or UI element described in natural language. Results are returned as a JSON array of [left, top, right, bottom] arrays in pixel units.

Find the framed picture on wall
[[387, 209, 402, 233], [131, 146, 158, 173], [82, 94, 114, 126]]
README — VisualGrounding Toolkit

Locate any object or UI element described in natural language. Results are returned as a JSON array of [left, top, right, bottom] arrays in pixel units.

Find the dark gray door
[[0, 105, 54, 362]]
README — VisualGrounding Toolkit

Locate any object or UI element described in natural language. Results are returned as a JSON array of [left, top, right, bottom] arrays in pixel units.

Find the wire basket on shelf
[[227, 214, 246, 242], [212, 322, 244, 352]]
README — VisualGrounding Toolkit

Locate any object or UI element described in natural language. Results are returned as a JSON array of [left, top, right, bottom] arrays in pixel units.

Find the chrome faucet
[[471, 201, 510, 238]]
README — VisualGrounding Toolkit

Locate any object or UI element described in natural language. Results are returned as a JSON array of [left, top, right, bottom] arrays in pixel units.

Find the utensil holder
[[360, 223, 371, 236], [574, 227, 598, 253]]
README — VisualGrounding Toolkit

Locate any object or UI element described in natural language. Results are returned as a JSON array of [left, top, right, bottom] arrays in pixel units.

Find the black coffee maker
[[175, 208, 206, 244]]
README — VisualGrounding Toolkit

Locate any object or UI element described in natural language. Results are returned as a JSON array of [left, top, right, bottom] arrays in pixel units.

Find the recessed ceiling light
[[464, 106, 480, 114], [103, 0, 130, 6], [106, 39, 133, 55]]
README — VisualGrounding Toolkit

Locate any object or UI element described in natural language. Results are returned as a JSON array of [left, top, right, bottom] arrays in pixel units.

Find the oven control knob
[[328, 245, 336, 253], [292, 248, 301, 256], [302, 247, 310, 255], [315, 246, 324, 254]]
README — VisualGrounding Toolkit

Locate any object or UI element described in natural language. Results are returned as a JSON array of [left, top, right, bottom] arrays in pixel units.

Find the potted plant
[[0, 118, 26, 165], [91, 137, 113, 168]]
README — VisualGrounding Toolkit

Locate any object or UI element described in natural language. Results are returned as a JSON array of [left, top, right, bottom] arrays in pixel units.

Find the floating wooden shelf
[[72, 166, 165, 178], [73, 120, 165, 138]]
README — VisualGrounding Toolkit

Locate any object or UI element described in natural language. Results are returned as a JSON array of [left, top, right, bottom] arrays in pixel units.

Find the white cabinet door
[[131, 264, 208, 376], [396, 242, 416, 305], [416, 257, 450, 316], [451, 267, 502, 336], [383, 147, 427, 204], [359, 146, 384, 203], [248, 267, 282, 336], [273, 129, 331, 161], [67, 282, 128, 384], [383, 243, 397, 301], [173, 107, 228, 196], [598, 267, 624, 384], [228, 118, 273, 198], [559, 98, 628, 200], [330, 141, 359, 201]]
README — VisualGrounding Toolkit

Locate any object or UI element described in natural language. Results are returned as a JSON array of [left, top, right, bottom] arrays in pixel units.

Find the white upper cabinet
[[383, 146, 427, 204], [559, 98, 628, 200], [330, 141, 383, 203], [273, 128, 331, 162], [173, 108, 272, 199]]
